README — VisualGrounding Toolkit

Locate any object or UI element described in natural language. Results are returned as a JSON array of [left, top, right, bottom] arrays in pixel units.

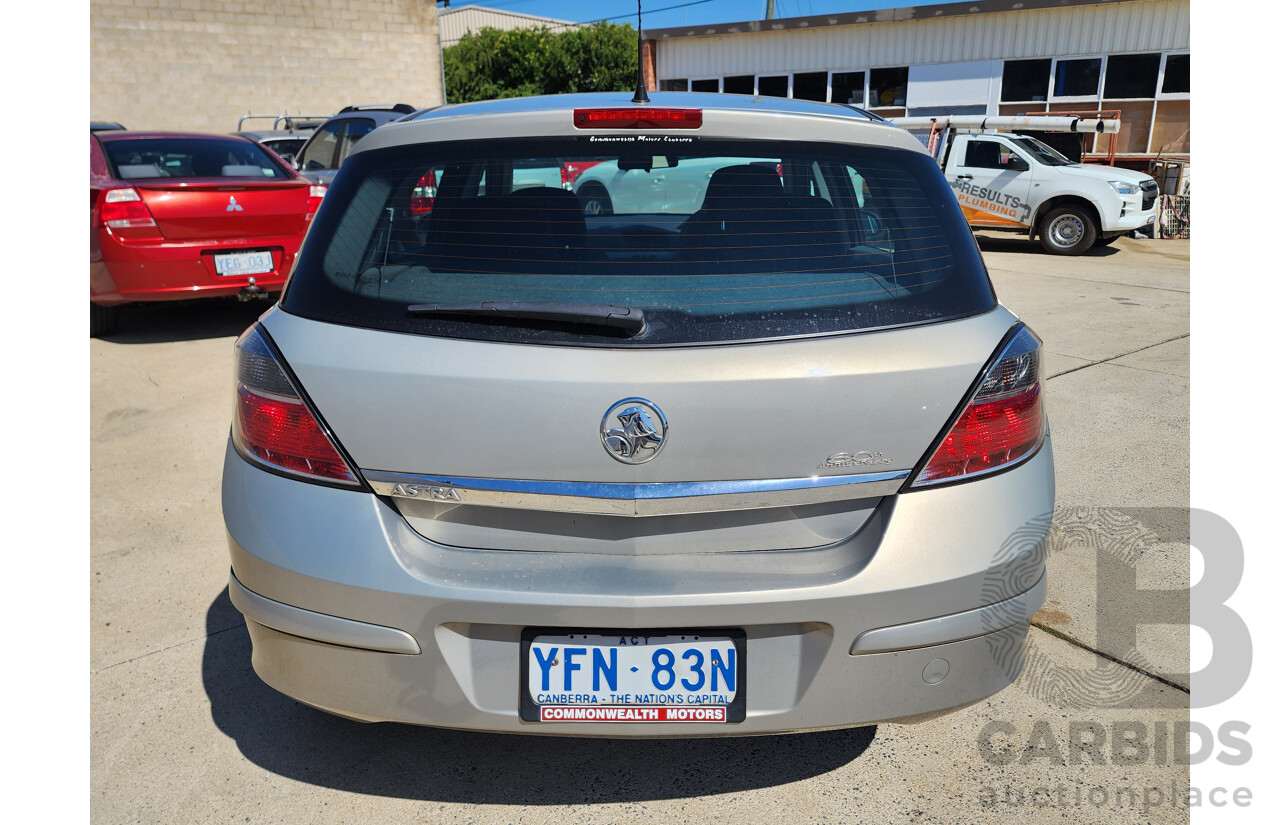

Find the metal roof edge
[[439, 4, 579, 28], [644, 0, 1145, 41]]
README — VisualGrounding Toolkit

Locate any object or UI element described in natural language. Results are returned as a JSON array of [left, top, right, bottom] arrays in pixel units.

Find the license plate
[[520, 628, 746, 723], [213, 250, 273, 276]]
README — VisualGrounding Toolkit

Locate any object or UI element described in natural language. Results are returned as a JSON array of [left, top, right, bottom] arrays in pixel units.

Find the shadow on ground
[[203, 589, 877, 803], [94, 297, 274, 345], [974, 235, 1121, 256]]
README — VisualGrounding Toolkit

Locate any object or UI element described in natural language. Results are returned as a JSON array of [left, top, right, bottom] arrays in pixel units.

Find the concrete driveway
[[91, 237, 1190, 823]]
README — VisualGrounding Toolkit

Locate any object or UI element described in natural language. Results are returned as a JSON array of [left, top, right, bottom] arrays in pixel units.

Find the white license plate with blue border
[[519, 628, 746, 723], [213, 250, 273, 276]]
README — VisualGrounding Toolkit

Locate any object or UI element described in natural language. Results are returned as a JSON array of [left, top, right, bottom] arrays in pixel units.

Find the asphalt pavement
[[90, 236, 1191, 824]]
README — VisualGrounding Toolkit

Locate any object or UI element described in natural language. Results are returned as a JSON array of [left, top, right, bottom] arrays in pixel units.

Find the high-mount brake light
[[572, 108, 703, 129], [911, 325, 1046, 487], [98, 187, 162, 238], [305, 184, 326, 221], [231, 325, 360, 486]]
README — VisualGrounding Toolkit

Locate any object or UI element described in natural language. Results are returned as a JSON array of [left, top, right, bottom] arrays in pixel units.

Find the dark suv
[[291, 104, 416, 185]]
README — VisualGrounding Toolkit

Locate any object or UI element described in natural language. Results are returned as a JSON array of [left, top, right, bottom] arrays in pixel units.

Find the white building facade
[[649, 0, 1189, 159]]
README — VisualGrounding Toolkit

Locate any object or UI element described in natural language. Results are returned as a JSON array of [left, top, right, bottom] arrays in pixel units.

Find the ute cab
[[222, 92, 1055, 736]]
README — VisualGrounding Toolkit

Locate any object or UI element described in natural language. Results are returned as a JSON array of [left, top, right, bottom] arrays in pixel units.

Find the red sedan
[[90, 131, 324, 336]]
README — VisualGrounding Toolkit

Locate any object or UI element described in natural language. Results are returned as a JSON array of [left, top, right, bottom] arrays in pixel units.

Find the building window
[[1027, 132, 1086, 163], [831, 71, 865, 106], [869, 67, 908, 107], [1151, 99, 1189, 153], [1100, 100, 1155, 154], [723, 75, 754, 95], [1001, 59, 1050, 102], [691, 78, 719, 93], [1152, 53, 1189, 152], [757, 75, 789, 98], [793, 72, 827, 102], [1053, 58, 1101, 98], [1103, 53, 1160, 99], [1161, 54, 1189, 95], [662, 79, 689, 92]]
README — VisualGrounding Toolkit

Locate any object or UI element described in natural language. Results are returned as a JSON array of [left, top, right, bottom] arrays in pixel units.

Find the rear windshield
[[282, 137, 993, 346], [103, 137, 290, 180], [263, 137, 308, 159]]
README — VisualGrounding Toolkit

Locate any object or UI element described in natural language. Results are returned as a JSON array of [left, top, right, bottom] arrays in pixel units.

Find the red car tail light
[[572, 108, 703, 129], [305, 184, 326, 221], [98, 187, 163, 239], [231, 325, 361, 486], [911, 325, 1046, 487], [561, 161, 601, 187], [409, 170, 436, 216]]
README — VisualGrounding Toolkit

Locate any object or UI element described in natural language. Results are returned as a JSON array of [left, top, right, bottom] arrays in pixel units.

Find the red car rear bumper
[[91, 227, 302, 306]]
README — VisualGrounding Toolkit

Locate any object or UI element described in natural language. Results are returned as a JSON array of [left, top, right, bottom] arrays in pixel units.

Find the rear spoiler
[[338, 103, 416, 115]]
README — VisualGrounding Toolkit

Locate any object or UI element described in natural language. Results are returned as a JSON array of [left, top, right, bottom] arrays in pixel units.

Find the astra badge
[[819, 451, 893, 469], [600, 398, 667, 464], [390, 483, 462, 502]]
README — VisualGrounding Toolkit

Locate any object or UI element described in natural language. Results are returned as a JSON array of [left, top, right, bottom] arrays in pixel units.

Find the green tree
[[443, 22, 639, 104]]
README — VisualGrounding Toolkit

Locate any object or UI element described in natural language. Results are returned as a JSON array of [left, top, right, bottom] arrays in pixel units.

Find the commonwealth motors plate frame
[[519, 626, 747, 723]]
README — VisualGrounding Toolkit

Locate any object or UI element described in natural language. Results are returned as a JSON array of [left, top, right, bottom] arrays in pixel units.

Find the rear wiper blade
[[408, 301, 646, 335]]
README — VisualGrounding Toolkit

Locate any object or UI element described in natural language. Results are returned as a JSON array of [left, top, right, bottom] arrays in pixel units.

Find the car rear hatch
[[261, 306, 1015, 555], [133, 181, 310, 240], [256, 126, 1011, 555]]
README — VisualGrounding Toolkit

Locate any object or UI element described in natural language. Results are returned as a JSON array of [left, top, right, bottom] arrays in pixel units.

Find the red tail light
[[410, 170, 436, 216], [561, 161, 601, 187], [231, 326, 360, 486], [912, 325, 1045, 486], [97, 187, 162, 239], [573, 108, 703, 129], [305, 184, 326, 221]]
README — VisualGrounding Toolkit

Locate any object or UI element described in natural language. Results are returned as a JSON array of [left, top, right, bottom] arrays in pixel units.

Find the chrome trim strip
[[229, 572, 421, 655], [849, 570, 1047, 654], [364, 469, 908, 516]]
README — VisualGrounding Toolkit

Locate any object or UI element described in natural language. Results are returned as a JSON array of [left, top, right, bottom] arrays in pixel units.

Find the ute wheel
[[1037, 206, 1097, 255], [578, 184, 613, 217], [90, 303, 120, 338]]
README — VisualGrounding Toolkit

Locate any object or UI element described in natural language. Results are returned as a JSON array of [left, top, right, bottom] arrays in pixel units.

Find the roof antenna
[[632, 0, 650, 104]]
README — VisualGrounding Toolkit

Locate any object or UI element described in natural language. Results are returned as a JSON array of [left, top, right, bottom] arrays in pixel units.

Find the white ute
[[895, 115, 1159, 255]]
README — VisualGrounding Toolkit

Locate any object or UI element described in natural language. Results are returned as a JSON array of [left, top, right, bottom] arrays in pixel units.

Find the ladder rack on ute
[[891, 114, 1122, 168], [236, 113, 330, 132]]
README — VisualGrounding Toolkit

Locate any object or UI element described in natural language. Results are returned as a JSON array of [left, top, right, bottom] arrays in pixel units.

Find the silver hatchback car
[[223, 92, 1054, 736]]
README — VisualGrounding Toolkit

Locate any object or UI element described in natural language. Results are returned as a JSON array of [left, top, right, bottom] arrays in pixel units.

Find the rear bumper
[[223, 437, 1055, 736], [90, 228, 301, 305]]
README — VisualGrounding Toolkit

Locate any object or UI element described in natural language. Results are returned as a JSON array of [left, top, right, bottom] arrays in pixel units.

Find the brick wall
[[91, 0, 445, 133], [641, 40, 656, 94]]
